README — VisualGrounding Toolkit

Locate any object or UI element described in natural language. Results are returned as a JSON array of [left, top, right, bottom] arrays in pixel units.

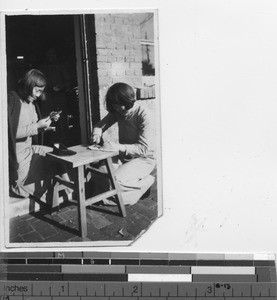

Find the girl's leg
[[10, 149, 33, 198], [88, 157, 156, 206], [22, 145, 70, 202], [10, 163, 31, 198], [115, 157, 156, 187], [114, 157, 156, 205]]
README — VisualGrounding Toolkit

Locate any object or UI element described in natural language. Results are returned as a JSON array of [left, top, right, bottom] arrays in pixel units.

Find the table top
[[46, 144, 118, 168]]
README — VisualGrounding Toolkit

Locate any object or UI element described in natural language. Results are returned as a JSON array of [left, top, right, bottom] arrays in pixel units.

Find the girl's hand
[[92, 133, 101, 144], [48, 111, 62, 122], [37, 118, 52, 129], [103, 141, 125, 152], [51, 114, 60, 122]]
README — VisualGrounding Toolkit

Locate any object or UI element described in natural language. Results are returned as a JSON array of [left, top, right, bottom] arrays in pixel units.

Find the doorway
[[5, 14, 82, 147]]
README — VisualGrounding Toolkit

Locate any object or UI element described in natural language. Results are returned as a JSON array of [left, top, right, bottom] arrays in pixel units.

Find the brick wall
[[95, 14, 144, 118], [94, 13, 145, 141]]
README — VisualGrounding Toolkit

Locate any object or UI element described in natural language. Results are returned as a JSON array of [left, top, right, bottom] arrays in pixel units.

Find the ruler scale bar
[[0, 252, 275, 299], [0, 281, 276, 297], [4, 298, 277, 300]]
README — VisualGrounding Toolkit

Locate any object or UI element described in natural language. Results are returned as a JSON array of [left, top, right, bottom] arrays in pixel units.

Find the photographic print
[[3, 10, 162, 246]]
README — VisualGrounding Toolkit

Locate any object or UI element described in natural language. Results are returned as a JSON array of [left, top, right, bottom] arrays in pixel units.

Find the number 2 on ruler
[[133, 285, 139, 294]]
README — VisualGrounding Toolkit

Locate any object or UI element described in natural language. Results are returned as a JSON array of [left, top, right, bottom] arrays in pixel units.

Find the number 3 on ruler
[[207, 286, 213, 294]]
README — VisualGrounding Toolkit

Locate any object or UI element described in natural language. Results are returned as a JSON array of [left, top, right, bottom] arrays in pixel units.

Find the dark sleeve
[[8, 91, 20, 183], [92, 113, 117, 136]]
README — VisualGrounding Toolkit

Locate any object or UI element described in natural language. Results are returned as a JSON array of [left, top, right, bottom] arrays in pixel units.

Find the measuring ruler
[[0, 252, 276, 299]]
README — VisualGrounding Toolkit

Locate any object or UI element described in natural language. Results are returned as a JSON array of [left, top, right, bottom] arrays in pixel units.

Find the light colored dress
[[11, 99, 54, 199], [16, 100, 39, 185], [92, 103, 156, 205]]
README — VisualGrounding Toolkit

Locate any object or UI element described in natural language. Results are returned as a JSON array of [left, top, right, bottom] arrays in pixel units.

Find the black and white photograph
[[4, 11, 162, 246], [2, 0, 277, 256]]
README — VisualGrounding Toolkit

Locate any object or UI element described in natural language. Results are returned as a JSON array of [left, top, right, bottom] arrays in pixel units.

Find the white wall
[[1, 0, 277, 253]]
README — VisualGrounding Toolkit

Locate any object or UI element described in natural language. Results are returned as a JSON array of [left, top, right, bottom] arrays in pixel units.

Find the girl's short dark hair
[[105, 82, 136, 113], [18, 69, 47, 101]]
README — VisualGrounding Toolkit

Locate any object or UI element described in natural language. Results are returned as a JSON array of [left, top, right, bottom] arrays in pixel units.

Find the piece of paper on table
[[87, 145, 116, 152]]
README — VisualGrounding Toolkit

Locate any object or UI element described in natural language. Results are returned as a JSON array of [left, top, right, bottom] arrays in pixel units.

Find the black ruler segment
[[3, 259, 26, 264], [169, 260, 197, 266], [140, 259, 169, 265], [64, 274, 128, 281], [5, 273, 63, 281], [52, 259, 82, 264], [27, 258, 53, 264], [111, 259, 140, 265], [83, 258, 110, 265], [254, 260, 276, 266], [196, 260, 254, 266]]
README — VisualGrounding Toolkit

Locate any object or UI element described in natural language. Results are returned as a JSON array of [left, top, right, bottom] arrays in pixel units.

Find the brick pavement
[[9, 178, 159, 244]]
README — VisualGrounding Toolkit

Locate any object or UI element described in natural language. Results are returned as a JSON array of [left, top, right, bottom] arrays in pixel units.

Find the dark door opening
[[6, 15, 81, 147]]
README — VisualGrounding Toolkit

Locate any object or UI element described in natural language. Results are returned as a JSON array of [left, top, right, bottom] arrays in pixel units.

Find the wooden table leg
[[76, 165, 87, 238], [105, 157, 126, 217]]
